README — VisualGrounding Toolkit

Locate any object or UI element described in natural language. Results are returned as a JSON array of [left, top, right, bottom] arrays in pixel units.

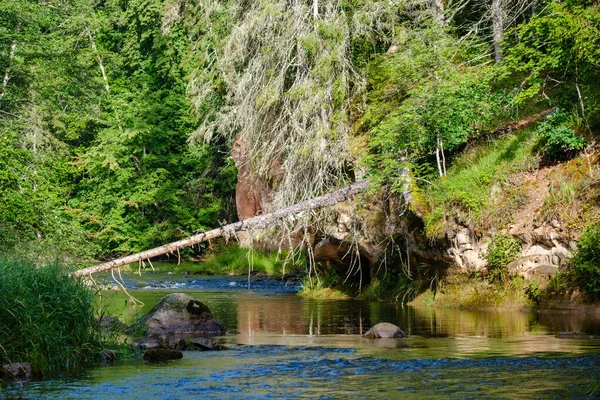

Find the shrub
[[486, 234, 521, 281], [571, 223, 600, 299], [535, 110, 586, 162], [0, 257, 102, 374]]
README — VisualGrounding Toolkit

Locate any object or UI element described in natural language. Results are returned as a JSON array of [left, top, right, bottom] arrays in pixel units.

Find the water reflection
[[96, 272, 600, 357]]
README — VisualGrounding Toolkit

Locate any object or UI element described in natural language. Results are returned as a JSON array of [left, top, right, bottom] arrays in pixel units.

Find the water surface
[[3, 272, 600, 399]]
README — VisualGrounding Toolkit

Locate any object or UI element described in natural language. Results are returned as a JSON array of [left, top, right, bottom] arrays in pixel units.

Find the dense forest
[[1, 0, 599, 296]]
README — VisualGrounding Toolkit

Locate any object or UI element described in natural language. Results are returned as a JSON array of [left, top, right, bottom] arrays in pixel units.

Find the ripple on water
[[3, 345, 600, 399]]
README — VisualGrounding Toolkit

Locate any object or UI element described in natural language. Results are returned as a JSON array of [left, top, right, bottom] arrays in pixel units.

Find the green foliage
[[501, 2, 600, 122], [360, 24, 513, 192], [571, 223, 600, 299], [535, 109, 586, 162], [525, 280, 541, 305], [0, 257, 102, 373], [545, 271, 571, 296], [486, 234, 521, 282], [0, 0, 237, 259]]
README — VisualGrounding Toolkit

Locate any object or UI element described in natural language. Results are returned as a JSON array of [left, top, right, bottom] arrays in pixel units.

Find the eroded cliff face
[[317, 195, 578, 286], [447, 224, 573, 280], [231, 137, 273, 221], [232, 137, 598, 289]]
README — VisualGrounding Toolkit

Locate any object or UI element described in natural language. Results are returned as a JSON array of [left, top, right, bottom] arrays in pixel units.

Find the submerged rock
[[555, 332, 594, 339], [142, 349, 183, 362], [1, 363, 31, 379], [97, 349, 117, 364], [128, 293, 226, 336], [186, 337, 228, 351], [364, 322, 406, 338], [131, 337, 163, 351]]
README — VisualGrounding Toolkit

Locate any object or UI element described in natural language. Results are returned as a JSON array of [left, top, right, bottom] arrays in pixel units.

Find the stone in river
[[127, 293, 226, 337], [364, 322, 406, 338]]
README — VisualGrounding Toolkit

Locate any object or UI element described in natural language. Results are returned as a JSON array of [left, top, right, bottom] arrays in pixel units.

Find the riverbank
[[113, 243, 305, 279]]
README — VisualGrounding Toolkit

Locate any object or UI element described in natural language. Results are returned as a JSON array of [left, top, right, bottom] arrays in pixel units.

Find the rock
[[364, 322, 406, 338], [97, 316, 128, 333], [131, 337, 163, 351], [128, 293, 226, 337], [1, 363, 31, 379], [186, 337, 228, 351], [461, 250, 487, 271], [98, 349, 117, 364], [455, 229, 471, 247], [555, 332, 594, 339], [143, 349, 183, 362], [523, 244, 552, 258], [551, 244, 571, 261], [529, 264, 558, 277], [551, 219, 560, 229]]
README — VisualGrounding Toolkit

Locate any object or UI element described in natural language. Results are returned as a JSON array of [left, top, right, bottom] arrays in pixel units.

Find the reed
[[0, 256, 102, 374]]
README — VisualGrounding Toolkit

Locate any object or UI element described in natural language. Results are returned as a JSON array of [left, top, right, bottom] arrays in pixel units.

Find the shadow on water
[[4, 272, 600, 398]]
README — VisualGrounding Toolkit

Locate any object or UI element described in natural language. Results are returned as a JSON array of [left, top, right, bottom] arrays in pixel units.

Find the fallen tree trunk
[[73, 180, 370, 277]]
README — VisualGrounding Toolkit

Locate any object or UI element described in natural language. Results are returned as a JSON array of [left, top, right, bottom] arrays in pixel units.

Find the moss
[[411, 275, 534, 310]]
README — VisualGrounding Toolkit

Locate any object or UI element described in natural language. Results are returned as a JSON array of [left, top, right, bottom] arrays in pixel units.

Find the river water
[[3, 273, 600, 399]]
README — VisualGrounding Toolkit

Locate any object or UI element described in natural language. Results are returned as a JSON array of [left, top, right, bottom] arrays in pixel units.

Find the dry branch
[[73, 180, 370, 277]]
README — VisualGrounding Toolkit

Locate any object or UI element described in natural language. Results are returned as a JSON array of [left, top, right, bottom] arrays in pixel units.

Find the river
[[3, 272, 600, 399]]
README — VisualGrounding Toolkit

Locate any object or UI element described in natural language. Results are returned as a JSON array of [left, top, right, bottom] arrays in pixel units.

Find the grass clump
[[199, 243, 304, 276], [415, 274, 531, 309], [0, 257, 102, 374], [589, 376, 600, 397]]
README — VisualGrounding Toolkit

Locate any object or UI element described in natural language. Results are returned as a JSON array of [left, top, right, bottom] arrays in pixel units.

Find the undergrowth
[[486, 233, 521, 282], [0, 257, 103, 374], [122, 242, 305, 277]]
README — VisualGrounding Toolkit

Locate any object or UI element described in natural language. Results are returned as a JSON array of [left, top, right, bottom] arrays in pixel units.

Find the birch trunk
[[433, 0, 445, 25], [73, 180, 370, 277], [0, 36, 18, 108], [86, 25, 123, 131], [492, 0, 504, 63]]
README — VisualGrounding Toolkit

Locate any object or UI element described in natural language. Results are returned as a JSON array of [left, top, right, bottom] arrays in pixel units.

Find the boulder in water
[[143, 349, 183, 362], [364, 322, 406, 338], [128, 293, 226, 337]]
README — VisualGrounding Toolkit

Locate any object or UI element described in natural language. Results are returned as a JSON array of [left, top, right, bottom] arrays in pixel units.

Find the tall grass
[[0, 257, 102, 374]]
